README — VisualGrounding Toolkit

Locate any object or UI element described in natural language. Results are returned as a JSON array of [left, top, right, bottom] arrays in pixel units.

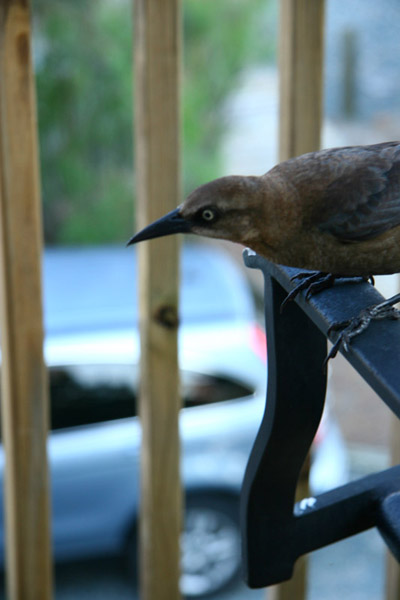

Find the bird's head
[[127, 175, 262, 247]]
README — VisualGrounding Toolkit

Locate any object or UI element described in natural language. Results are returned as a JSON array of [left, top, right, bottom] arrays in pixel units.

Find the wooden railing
[[134, 1, 182, 599], [0, 2, 52, 599]]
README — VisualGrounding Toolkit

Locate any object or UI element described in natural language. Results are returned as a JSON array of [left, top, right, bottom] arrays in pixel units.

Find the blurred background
[[2, 0, 400, 597]]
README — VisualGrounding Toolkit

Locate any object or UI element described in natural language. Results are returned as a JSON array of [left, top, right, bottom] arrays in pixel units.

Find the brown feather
[[130, 141, 400, 277]]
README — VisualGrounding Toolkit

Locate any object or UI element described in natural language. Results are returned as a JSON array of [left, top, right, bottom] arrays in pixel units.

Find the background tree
[[33, 0, 275, 244]]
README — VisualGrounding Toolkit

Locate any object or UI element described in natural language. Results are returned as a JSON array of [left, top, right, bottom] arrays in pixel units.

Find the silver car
[[0, 243, 347, 598]]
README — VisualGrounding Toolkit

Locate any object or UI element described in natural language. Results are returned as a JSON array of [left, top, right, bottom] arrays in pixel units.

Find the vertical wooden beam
[[278, 0, 325, 162], [342, 29, 357, 119], [134, 1, 182, 599], [274, 1, 325, 598], [386, 554, 400, 600], [386, 352, 400, 600], [0, 2, 53, 599]]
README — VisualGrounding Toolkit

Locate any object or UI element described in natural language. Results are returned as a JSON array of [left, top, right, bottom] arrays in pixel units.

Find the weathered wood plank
[[133, 1, 182, 599], [0, 1, 53, 599], [386, 393, 400, 600], [274, 1, 325, 598], [279, 0, 325, 161]]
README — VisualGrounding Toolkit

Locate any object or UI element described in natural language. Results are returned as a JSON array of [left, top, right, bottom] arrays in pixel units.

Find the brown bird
[[128, 141, 400, 355]]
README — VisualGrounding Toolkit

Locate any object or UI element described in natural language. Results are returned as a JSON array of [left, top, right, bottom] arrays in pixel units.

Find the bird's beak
[[127, 207, 191, 245]]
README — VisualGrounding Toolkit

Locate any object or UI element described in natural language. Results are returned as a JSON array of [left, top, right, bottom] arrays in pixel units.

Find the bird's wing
[[315, 142, 400, 241]]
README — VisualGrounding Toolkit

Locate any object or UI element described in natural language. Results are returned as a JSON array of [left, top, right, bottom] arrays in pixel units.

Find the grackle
[[128, 141, 400, 357]]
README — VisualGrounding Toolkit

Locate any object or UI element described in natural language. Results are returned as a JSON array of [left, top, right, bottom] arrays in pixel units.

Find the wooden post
[[272, 1, 325, 598], [278, 0, 325, 162], [386, 285, 400, 600], [134, 1, 182, 599], [342, 29, 357, 119], [0, 2, 53, 599], [386, 418, 400, 600]]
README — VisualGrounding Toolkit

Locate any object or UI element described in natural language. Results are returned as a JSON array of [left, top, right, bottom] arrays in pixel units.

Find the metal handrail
[[241, 249, 400, 588]]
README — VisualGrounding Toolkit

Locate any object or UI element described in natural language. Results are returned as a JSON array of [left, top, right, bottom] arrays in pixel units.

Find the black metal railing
[[240, 249, 400, 588]]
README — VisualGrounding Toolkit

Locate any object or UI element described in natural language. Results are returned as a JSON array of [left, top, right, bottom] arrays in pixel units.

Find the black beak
[[127, 208, 191, 246]]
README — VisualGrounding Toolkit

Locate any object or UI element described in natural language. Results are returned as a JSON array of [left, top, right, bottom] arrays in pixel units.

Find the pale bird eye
[[202, 208, 215, 222]]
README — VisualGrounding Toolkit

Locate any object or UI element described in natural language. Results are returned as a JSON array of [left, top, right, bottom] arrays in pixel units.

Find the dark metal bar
[[245, 251, 400, 416], [241, 250, 400, 588]]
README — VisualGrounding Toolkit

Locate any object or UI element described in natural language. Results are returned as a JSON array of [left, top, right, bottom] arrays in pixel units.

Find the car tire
[[180, 493, 242, 598], [125, 492, 242, 598]]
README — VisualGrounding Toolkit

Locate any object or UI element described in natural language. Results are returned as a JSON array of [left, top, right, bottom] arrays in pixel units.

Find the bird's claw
[[280, 272, 334, 312], [281, 272, 375, 313], [325, 302, 400, 365], [280, 271, 398, 366]]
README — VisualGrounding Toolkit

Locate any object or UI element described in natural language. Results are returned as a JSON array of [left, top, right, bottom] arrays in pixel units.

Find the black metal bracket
[[240, 249, 400, 588]]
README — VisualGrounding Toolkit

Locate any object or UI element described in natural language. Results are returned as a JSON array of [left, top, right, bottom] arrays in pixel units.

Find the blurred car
[[0, 242, 348, 598]]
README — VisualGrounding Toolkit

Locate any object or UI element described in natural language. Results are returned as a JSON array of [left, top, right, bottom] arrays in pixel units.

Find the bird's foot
[[280, 272, 336, 312], [326, 295, 400, 363], [281, 271, 375, 313]]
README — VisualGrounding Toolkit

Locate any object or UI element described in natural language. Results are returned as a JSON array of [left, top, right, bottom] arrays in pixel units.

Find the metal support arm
[[241, 250, 400, 588]]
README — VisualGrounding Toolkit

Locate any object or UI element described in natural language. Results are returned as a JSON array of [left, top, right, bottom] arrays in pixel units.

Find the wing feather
[[316, 142, 400, 241]]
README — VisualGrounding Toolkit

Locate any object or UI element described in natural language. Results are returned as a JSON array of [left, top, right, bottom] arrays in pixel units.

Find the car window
[[181, 372, 252, 406], [50, 364, 136, 430], [49, 365, 253, 430]]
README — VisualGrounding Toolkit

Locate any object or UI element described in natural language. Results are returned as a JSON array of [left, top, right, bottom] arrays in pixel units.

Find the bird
[[128, 141, 400, 358]]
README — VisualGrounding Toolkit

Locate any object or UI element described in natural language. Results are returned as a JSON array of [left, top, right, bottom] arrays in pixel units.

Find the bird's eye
[[201, 208, 216, 222]]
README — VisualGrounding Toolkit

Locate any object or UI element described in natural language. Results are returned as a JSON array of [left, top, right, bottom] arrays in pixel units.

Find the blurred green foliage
[[33, 0, 275, 245]]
